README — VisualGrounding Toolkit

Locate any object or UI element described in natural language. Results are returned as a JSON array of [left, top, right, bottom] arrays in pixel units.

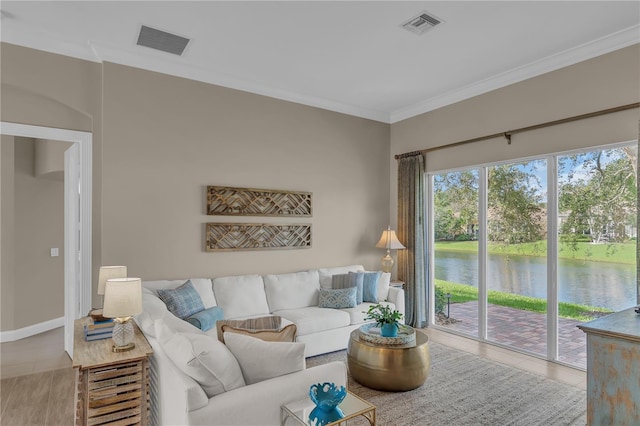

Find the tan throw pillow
[[215, 316, 282, 342], [219, 323, 297, 344]]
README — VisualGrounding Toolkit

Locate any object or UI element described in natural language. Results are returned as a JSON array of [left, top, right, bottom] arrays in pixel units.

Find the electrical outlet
[[50, 248, 59, 257]]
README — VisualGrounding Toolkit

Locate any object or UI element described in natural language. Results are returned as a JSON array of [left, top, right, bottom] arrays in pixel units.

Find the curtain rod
[[394, 102, 640, 160]]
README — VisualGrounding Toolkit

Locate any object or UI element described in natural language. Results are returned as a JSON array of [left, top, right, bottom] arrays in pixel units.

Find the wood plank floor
[[0, 326, 586, 425]]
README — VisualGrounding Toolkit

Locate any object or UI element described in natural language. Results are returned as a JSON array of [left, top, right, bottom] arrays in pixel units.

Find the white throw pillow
[[162, 331, 246, 397], [223, 332, 306, 385], [376, 272, 391, 302]]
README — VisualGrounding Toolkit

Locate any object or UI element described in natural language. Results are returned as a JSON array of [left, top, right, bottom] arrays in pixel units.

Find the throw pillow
[[186, 306, 224, 332], [332, 273, 364, 304], [218, 323, 297, 344], [360, 271, 382, 303], [318, 287, 357, 309], [161, 332, 246, 397], [223, 332, 306, 385], [215, 316, 282, 342], [157, 280, 205, 319]]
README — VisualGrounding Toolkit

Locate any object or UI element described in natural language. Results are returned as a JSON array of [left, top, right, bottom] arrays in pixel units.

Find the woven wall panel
[[207, 186, 312, 217], [206, 223, 312, 251]]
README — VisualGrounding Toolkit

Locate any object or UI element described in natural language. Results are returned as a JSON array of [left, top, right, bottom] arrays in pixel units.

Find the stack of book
[[84, 319, 115, 341]]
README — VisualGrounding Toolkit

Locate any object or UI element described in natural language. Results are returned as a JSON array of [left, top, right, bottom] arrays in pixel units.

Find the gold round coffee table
[[347, 328, 430, 391]]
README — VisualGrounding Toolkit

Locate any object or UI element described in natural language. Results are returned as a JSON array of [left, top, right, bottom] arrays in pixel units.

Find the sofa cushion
[[340, 301, 395, 325], [213, 274, 270, 319], [157, 280, 205, 319], [274, 307, 351, 336], [263, 270, 320, 312], [223, 332, 306, 385], [219, 324, 297, 344], [332, 273, 363, 304], [186, 306, 224, 332], [317, 265, 365, 289], [318, 287, 357, 309], [161, 331, 246, 398], [142, 278, 216, 308]]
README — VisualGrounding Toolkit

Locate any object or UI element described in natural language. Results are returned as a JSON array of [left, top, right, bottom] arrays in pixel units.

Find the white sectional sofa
[[135, 264, 405, 425]]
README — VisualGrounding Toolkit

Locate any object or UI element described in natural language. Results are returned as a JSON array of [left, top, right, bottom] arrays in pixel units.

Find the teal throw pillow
[[318, 287, 357, 309], [332, 273, 364, 304], [157, 280, 205, 319], [360, 271, 381, 303], [186, 306, 224, 331]]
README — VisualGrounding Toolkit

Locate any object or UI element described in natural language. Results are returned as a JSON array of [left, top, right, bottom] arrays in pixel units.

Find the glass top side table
[[281, 391, 376, 425]]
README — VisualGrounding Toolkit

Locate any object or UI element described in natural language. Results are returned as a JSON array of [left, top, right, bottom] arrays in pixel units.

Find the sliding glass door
[[429, 142, 637, 369]]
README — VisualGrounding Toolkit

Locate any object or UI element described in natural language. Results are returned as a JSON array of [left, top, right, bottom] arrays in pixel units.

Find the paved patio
[[436, 301, 587, 368]]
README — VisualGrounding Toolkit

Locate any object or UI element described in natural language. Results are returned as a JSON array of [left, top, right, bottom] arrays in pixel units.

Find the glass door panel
[[557, 146, 637, 368], [433, 170, 479, 337], [486, 160, 548, 357]]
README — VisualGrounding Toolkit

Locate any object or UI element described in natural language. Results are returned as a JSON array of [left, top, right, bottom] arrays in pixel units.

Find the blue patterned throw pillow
[[186, 306, 224, 331], [157, 280, 205, 319], [318, 287, 357, 309], [360, 271, 381, 303]]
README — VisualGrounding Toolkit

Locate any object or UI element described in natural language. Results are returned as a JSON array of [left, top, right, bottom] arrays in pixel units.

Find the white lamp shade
[[97, 266, 127, 296], [375, 227, 405, 250], [102, 278, 143, 318]]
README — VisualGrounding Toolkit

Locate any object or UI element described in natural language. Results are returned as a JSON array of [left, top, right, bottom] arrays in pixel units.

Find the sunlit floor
[[424, 327, 586, 390]]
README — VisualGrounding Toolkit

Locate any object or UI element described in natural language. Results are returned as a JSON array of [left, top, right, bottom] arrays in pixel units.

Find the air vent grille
[[402, 11, 443, 35], [137, 25, 190, 56]]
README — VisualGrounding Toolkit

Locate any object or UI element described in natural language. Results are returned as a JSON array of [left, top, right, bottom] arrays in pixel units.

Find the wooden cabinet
[[577, 307, 640, 425], [72, 317, 153, 426]]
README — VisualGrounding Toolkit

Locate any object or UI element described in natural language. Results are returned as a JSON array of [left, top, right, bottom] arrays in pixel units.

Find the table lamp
[[102, 277, 142, 352], [90, 265, 127, 321], [375, 226, 405, 273]]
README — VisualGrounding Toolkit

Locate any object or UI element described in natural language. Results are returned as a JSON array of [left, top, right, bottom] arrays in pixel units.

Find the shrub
[[434, 285, 446, 314]]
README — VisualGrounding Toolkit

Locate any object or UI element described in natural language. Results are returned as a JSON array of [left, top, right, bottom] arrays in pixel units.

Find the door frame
[[0, 122, 92, 356]]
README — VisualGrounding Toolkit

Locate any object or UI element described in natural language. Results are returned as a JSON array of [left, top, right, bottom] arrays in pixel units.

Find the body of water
[[435, 250, 637, 312]]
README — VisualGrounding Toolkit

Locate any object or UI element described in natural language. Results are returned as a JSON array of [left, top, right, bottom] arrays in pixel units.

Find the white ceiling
[[1, 1, 638, 123]]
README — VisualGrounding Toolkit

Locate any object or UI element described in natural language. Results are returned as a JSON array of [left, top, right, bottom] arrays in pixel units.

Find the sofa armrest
[[144, 329, 208, 425], [188, 361, 347, 426], [387, 287, 405, 318]]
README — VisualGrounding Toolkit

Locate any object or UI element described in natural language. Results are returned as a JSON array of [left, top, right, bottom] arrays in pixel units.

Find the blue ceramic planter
[[381, 322, 399, 337]]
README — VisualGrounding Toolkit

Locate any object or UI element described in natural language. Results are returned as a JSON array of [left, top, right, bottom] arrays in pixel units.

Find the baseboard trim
[[0, 317, 64, 343]]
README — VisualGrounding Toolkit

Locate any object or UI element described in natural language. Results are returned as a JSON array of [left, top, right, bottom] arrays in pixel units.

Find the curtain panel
[[397, 153, 427, 328], [637, 119, 639, 305]]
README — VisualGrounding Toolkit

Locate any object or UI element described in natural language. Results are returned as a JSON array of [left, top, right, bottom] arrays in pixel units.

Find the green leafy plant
[[363, 304, 403, 327]]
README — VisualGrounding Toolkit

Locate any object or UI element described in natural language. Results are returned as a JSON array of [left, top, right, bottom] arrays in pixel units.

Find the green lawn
[[435, 279, 612, 321], [434, 240, 636, 265]]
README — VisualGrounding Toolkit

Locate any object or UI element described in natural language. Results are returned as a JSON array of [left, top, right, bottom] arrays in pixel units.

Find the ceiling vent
[[401, 11, 443, 35], [136, 25, 190, 56]]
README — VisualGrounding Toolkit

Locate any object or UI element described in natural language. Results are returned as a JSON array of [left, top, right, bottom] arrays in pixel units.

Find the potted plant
[[364, 304, 404, 337]]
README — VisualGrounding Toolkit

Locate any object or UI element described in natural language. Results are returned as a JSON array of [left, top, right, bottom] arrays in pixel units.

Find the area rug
[[306, 342, 586, 426]]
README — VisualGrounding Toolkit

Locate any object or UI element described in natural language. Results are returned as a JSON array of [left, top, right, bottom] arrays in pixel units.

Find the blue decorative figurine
[[308, 382, 346, 425]]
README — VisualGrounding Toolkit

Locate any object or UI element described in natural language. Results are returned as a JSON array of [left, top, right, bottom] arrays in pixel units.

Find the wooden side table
[[72, 317, 153, 426]]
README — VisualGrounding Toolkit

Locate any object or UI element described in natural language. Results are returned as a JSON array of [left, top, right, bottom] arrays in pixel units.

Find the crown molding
[[389, 25, 640, 124], [3, 20, 637, 125]]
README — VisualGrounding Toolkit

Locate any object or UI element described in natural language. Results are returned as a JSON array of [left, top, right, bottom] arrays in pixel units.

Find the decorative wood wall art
[[207, 186, 312, 217], [206, 223, 312, 251]]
